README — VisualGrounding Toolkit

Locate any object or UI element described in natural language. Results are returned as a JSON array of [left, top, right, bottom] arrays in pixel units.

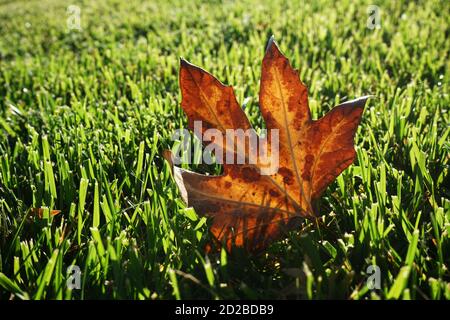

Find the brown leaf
[[31, 208, 61, 219], [166, 37, 370, 252]]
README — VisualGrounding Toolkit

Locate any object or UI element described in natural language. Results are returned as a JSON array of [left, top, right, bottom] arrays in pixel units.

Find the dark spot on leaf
[[278, 167, 294, 185], [269, 189, 280, 197]]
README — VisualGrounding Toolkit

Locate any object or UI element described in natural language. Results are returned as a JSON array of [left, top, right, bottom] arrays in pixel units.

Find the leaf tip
[[349, 95, 374, 109], [180, 57, 199, 71], [179, 58, 208, 79], [265, 35, 277, 53], [179, 57, 189, 67]]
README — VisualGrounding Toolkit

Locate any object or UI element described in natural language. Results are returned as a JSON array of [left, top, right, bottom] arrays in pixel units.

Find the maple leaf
[[165, 37, 370, 252]]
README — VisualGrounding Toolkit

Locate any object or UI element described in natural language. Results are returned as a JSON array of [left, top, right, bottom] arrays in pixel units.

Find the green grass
[[0, 0, 449, 300]]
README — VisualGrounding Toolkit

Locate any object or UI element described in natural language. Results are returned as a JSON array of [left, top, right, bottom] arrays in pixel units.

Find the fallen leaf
[[32, 208, 61, 219], [165, 37, 370, 252]]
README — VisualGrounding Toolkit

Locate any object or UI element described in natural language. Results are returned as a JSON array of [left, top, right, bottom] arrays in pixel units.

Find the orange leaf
[[32, 208, 61, 219], [166, 37, 370, 252]]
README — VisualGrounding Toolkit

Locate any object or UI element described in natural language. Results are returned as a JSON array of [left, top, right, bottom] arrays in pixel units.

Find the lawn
[[0, 0, 448, 300]]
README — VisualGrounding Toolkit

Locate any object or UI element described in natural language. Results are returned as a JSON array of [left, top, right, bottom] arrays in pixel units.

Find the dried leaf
[[165, 37, 370, 252], [31, 208, 61, 219]]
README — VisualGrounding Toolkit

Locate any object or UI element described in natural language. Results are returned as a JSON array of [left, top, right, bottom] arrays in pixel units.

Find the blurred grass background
[[0, 0, 449, 299]]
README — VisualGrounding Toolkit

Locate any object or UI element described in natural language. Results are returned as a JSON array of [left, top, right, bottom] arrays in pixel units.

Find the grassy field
[[0, 0, 448, 300]]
